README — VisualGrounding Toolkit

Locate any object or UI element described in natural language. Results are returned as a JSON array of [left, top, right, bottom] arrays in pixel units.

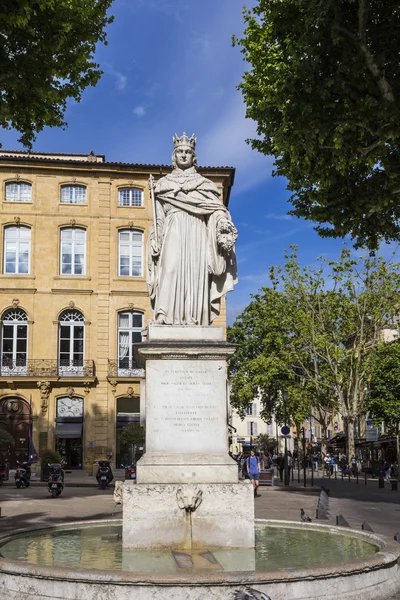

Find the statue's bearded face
[[175, 146, 194, 170]]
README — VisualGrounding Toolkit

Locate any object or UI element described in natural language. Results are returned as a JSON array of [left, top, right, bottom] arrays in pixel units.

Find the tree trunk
[[345, 416, 356, 458], [320, 422, 328, 456]]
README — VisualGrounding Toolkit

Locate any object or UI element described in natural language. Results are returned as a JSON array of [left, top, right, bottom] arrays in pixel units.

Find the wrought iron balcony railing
[[0, 359, 95, 378], [108, 359, 144, 378]]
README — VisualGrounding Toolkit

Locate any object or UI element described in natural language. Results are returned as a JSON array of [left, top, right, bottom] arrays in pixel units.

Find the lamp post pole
[[283, 390, 289, 486]]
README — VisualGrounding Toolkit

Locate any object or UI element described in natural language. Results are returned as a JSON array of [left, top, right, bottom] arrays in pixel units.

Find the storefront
[[116, 396, 140, 468], [55, 396, 83, 469], [0, 397, 31, 467]]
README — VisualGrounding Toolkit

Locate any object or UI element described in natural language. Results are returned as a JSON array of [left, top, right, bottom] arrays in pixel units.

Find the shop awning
[[54, 422, 82, 439]]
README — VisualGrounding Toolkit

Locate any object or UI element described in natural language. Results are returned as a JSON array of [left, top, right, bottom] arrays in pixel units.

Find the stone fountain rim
[[0, 518, 399, 586]]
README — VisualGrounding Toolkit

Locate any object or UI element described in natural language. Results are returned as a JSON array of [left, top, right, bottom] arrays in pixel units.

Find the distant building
[[230, 398, 295, 454], [0, 150, 234, 471]]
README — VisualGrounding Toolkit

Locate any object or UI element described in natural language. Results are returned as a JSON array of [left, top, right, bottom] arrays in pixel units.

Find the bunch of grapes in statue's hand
[[216, 218, 238, 253]]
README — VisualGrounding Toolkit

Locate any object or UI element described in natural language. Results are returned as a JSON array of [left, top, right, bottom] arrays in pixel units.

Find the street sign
[[280, 434, 291, 439], [281, 425, 290, 436]]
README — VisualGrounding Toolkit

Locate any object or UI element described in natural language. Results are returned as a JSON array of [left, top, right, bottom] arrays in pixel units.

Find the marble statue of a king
[[147, 133, 238, 326]]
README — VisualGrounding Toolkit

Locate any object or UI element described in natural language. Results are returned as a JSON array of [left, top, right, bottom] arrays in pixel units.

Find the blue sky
[[2, 0, 395, 322]]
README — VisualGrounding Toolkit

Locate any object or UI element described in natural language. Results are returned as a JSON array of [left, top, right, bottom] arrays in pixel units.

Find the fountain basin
[[1, 519, 399, 600]]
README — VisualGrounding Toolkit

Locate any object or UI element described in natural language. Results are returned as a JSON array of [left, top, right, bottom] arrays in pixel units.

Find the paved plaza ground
[[0, 470, 399, 598]]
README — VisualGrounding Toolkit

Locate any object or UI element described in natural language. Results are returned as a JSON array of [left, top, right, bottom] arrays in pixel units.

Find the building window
[[118, 230, 143, 277], [4, 226, 31, 274], [118, 311, 143, 375], [5, 182, 32, 203], [118, 188, 143, 207], [245, 403, 257, 417], [266, 423, 274, 436], [247, 421, 258, 436], [59, 310, 85, 375], [60, 185, 86, 204], [60, 228, 86, 275], [1, 309, 28, 374]]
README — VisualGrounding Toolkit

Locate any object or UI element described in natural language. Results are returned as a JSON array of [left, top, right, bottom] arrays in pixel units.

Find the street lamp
[[282, 390, 289, 486]]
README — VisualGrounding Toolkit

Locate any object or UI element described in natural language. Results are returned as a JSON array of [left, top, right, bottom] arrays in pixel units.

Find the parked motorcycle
[[47, 463, 64, 498], [125, 463, 136, 480], [15, 460, 31, 488], [96, 460, 113, 490], [0, 461, 8, 486]]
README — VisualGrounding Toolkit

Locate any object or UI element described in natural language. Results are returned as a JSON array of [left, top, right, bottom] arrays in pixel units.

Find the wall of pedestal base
[[122, 480, 255, 549]]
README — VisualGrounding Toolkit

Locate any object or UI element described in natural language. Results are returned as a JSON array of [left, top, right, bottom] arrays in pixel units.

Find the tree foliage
[[228, 247, 400, 456], [256, 433, 277, 454], [367, 341, 400, 434], [234, 0, 400, 248], [0, 429, 14, 447], [0, 0, 114, 148], [119, 424, 145, 447]]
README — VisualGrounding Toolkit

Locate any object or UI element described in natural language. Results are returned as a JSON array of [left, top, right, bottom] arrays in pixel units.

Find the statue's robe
[[147, 166, 237, 325]]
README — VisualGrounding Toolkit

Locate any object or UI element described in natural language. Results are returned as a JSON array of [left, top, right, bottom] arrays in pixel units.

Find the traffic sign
[[281, 425, 290, 436]]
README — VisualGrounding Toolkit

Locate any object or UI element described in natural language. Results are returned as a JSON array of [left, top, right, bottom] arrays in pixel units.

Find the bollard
[[336, 514, 351, 528], [365, 471, 367, 485], [391, 481, 398, 491], [356, 471, 359, 484], [311, 464, 314, 487], [335, 469, 337, 480], [348, 472, 351, 483], [378, 477, 385, 489], [341, 469, 344, 481]]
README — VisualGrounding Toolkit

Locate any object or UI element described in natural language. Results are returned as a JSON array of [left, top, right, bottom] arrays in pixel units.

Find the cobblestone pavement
[[1, 475, 399, 598]]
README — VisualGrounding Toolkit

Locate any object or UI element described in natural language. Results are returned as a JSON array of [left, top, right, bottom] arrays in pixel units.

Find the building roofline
[[0, 151, 236, 204]]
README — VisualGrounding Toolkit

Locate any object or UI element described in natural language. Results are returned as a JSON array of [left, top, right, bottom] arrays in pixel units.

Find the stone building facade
[[0, 150, 234, 471]]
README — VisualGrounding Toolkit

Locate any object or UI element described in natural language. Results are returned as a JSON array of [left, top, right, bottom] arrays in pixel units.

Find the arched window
[[4, 226, 31, 274], [58, 310, 85, 375], [1, 309, 28, 374], [60, 228, 86, 275], [118, 311, 143, 375], [118, 230, 143, 277], [118, 188, 143, 207], [60, 185, 86, 204], [5, 182, 32, 203]]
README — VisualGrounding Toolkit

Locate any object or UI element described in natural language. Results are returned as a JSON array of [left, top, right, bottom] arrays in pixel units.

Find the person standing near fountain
[[246, 450, 261, 498], [147, 133, 238, 326]]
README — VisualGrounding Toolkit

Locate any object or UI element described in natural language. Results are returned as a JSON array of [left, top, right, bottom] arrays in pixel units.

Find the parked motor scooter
[[15, 460, 31, 488], [0, 461, 8, 486], [47, 463, 64, 497], [96, 459, 113, 490], [125, 463, 136, 480]]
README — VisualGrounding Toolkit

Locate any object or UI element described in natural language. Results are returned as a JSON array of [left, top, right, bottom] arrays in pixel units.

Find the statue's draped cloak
[[147, 167, 237, 325]]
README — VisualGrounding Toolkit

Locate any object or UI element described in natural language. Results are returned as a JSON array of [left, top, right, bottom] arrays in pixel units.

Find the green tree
[[0, 430, 14, 447], [119, 424, 145, 447], [234, 1, 400, 249], [228, 247, 400, 457], [0, 0, 114, 148], [367, 341, 400, 434], [256, 433, 277, 454]]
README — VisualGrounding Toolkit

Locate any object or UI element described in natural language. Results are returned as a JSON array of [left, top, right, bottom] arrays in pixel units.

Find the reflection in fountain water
[[0, 522, 378, 574]]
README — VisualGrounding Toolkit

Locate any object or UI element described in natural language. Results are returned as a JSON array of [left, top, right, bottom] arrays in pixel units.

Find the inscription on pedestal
[[146, 359, 227, 453]]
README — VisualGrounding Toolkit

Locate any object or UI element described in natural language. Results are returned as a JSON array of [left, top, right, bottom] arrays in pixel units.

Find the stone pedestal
[[122, 324, 255, 550], [122, 480, 255, 549]]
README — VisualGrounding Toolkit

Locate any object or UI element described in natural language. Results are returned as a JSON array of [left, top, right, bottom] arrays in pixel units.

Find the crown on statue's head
[[173, 132, 196, 151]]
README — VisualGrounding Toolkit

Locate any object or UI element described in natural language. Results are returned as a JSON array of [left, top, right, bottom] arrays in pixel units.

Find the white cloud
[[104, 64, 128, 92], [265, 213, 293, 221], [133, 106, 146, 118], [200, 94, 274, 194]]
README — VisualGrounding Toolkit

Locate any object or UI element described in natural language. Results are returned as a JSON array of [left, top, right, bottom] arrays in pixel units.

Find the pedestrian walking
[[246, 450, 261, 498]]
